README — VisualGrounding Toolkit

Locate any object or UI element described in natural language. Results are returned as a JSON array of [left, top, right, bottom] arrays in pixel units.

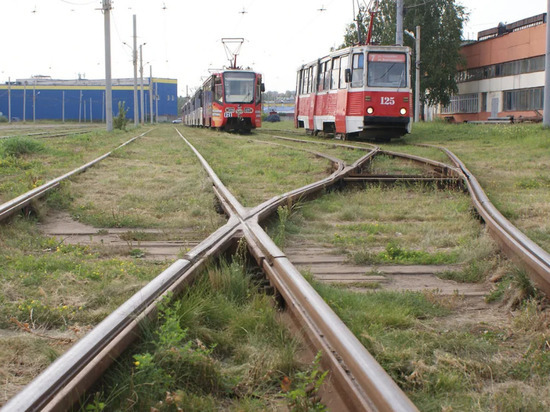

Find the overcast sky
[[0, 0, 546, 95]]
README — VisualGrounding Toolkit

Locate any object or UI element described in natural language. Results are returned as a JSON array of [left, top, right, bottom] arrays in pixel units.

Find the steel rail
[[438, 147, 550, 295], [267, 133, 378, 151], [0, 130, 151, 222], [0, 127, 100, 140], [2, 218, 243, 411], [379, 150, 461, 177], [5, 130, 415, 411], [344, 175, 462, 185], [176, 129, 417, 411]]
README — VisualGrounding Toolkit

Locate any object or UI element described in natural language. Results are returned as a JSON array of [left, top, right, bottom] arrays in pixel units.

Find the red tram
[[295, 44, 412, 141], [183, 70, 264, 133]]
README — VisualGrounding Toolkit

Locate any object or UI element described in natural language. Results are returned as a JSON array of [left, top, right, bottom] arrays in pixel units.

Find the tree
[[341, 0, 468, 108], [113, 101, 129, 130]]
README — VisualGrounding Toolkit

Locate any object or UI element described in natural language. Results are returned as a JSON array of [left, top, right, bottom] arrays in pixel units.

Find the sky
[[0, 0, 547, 96]]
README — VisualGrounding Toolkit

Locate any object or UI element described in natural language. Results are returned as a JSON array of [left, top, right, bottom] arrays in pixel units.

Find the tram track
[[0, 126, 101, 140], [0, 130, 150, 222], [2, 127, 550, 410], [2, 129, 417, 411]]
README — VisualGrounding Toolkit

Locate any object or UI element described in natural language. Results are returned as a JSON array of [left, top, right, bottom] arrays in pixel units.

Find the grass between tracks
[[181, 127, 334, 207], [0, 128, 131, 204], [80, 248, 326, 411], [2, 121, 550, 410], [391, 121, 550, 253], [264, 121, 550, 410]]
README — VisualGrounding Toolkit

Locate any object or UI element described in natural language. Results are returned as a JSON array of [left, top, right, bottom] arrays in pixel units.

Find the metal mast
[[103, 0, 113, 131], [133, 15, 139, 127], [544, 0, 550, 127]]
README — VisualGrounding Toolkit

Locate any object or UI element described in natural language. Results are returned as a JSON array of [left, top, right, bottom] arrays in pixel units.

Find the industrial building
[[441, 13, 546, 122], [0, 76, 178, 123]]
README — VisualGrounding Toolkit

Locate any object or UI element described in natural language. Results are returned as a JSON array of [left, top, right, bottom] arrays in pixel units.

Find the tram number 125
[[380, 97, 395, 105]]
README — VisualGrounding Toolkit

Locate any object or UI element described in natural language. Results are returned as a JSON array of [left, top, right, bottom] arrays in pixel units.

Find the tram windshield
[[224, 71, 256, 103], [367, 53, 407, 88]]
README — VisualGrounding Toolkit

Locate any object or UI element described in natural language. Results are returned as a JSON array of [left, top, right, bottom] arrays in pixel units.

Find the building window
[[442, 93, 479, 114], [457, 55, 544, 83], [503, 87, 544, 111]]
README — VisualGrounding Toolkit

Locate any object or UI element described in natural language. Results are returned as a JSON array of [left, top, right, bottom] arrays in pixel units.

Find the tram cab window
[[351, 53, 364, 88], [367, 53, 407, 88], [224, 71, 255, 104]]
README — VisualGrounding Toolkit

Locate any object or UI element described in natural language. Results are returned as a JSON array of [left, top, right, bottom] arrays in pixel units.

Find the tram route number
[[224, 112, 234, 118], [380, 96, 395, 105]]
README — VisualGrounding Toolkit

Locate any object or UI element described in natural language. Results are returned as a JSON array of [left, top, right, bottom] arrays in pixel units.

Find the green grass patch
[[351, 240, 458, 265], [81, 252, 327, 411], [0, 137, 46, 157]]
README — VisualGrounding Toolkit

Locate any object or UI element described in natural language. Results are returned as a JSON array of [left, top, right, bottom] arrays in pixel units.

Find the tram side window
[[318, 63, 325, 92], [308, 66, 315, 93], [323, 61, 331, 90], [214, 77, 223, 103], [340, 56, 348, 88], [351, 53, 364, 88], [331, 57, 340, 90]]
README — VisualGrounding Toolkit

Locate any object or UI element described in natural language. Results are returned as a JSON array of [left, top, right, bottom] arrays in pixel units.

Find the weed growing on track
[[0, 129, 135, 203], [0, 214, 169, 402], [81, 251, 326, 411], [62, 126, 226, 233], [305, 275, 550, 411], [402, 122, 550, 253], [287, 183, 489, 272], [0, 217, 165, 329], [182, 128, 331, 207]]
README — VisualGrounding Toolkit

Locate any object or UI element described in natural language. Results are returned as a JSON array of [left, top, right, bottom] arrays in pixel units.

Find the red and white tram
[[295, 44, 412, 141], [183, 70, 264, 133]]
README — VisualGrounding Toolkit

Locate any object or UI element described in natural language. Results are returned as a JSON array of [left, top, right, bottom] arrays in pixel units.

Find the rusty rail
[[176, 130, 417, 411], [440, 147, 550, 295], [4, 130, 422, 411]]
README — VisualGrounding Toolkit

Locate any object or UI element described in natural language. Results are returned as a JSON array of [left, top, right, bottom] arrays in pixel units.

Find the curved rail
[[4, 130, 418, 411], [0, 130, 151, 222], [440, 147, 550, 295], [176, 129, 417, 411]]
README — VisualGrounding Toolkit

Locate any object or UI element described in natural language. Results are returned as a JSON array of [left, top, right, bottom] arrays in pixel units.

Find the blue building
[[0, 76, 178, 122]]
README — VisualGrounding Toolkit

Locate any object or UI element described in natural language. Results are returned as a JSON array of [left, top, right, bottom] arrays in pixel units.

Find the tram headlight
[[366, 107, 374, 114], [400, 107, 407, 115]]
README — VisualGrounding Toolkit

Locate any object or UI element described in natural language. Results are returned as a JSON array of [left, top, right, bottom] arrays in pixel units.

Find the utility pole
[[155, 83, 158, 122], [7, 77, 11, 123], [32, 81, 36, 123], [23, 82, 26, 122], [544, 0, 550, 127], [396, 0, 404, 45], [140, 44, 145, 125], [415, 25, 421, 122], [149, 66, 154, 124], [133, 15, 139, 127], [103, 0, 113, 131]]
